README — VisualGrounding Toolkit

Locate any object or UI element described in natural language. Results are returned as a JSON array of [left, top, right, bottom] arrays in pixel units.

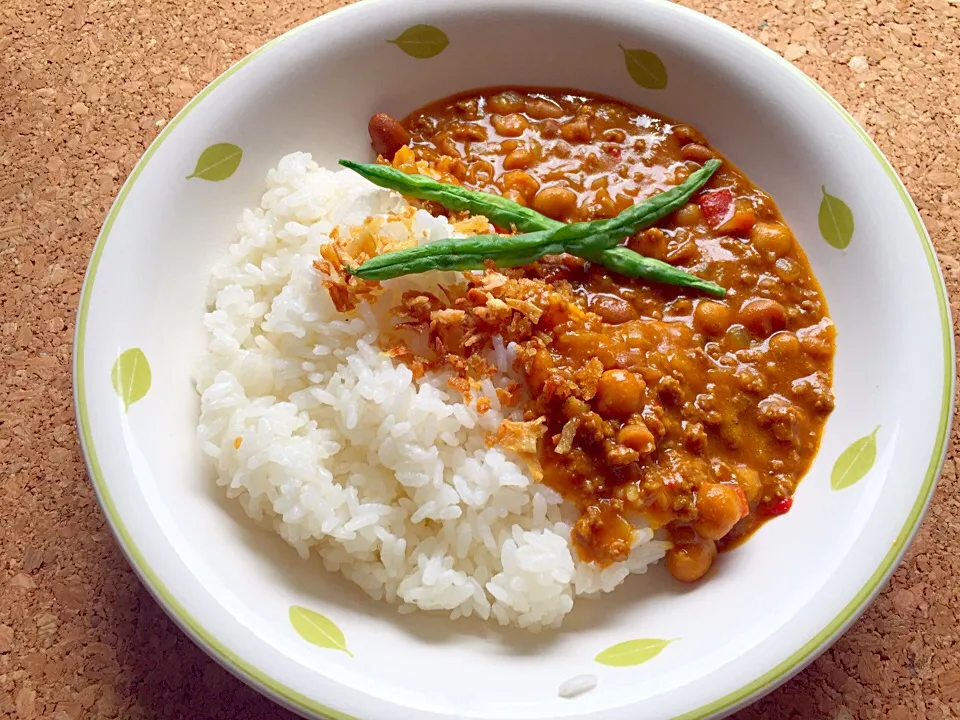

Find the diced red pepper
[[732, 484, 750, 519], [698, 189, 734, 229], [604, 145, 622, 159], [759, 496, 793, 517]]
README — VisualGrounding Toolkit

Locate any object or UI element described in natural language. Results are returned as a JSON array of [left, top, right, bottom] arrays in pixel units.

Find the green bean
[[349, 221, 723, 301], [339, 160, 554, 232], [579, 246, 726, 298], [340, 158, 719, 241], [349, 230, 562, 280], [344, 158, 725, 295]]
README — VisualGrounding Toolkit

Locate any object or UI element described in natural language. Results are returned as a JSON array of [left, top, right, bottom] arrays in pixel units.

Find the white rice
[[558, 674, 598, 699], [196, 152, 669, 630]]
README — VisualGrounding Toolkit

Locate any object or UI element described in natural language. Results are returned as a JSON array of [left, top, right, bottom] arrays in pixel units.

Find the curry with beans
[[361, 88, 835, 583]]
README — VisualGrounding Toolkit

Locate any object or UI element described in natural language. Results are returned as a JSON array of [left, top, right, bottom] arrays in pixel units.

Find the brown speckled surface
[[1, 0, 959, 718]]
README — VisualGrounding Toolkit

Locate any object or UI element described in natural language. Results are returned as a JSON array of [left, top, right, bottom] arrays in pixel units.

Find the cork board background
[[2, 0, 959, 717]]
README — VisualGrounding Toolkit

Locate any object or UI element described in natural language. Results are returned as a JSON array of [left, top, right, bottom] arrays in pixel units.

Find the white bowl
[[73, 0, 955, 718]]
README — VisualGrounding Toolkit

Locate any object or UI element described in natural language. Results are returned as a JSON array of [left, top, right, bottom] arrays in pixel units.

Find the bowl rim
[[72, 1, 956, 718]]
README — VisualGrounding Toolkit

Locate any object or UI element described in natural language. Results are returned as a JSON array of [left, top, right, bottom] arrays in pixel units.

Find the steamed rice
[[195, 152, 668, 630]]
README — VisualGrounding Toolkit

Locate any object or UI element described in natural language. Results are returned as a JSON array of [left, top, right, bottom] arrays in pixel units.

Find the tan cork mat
[[1, 0, 959, 717]]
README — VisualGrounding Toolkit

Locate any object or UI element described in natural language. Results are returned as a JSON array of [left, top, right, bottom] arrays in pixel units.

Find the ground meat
[[756, 395, 805, 445], [735, 364, 767, 394], [797, 317, 836, 358], [657, 375, 684, 404], [572, 503, 632, 564], [605, 441, 640, 466], [791, 371, 835, 412], [683, 421, 708, 453]]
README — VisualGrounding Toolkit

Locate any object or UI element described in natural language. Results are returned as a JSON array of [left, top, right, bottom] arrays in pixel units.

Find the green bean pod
[[579, 246, 726, 298], [339, 160, 557, 232], [343, 156, 726, 295], [341, 158, 719, 241], [349, 230, 566, 280]]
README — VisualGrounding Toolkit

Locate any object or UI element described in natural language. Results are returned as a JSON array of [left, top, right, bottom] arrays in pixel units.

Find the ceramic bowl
[[74, 0, 954, 717]]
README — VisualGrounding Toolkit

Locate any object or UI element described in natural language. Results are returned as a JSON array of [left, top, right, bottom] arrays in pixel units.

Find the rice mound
[[196, 152, 668, 630]]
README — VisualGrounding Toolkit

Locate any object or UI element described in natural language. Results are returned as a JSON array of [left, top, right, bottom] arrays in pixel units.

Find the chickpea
[[500, 170, 540, 204], [500, 139, 521, 153], [594, 369, 646, 417], [666, 538, 717, 583], [617, 423, 656, 455], [532, 186, 579, 221], [627, 228, 667, 260], [693, 482, 748, 540], [693, 300, 733, 336], [589, 294, 639, 325], [602, 128, 627, 143], [768, 331, 800, 358], [733, 466, 763, 504], [526, 349, 555, 393], [680, 143, 716, 163], [503, 148, 534, 170], [491, 113, 529, 137], [524, 97, 565, 119], [750, 222, 794, 256], [488, 90, 526, 115], [673, 202, 703, 227], [739, 298, 787, 337]]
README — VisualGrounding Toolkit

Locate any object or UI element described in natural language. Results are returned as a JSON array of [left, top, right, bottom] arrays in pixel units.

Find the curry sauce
[[370, 88, 835, 582]]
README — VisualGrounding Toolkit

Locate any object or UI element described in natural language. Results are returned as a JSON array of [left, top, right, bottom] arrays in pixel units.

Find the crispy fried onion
[[311, 166, 605, 463], [490, 417, 547, 455]]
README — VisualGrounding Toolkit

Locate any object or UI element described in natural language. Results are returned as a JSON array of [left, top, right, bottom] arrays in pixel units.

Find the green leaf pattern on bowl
[[620, 45, 668, 90], [110, 348, 151, 412], [388, 25, 449, 59], [158, 40, 880, 678], [595, 638, 676, 667], [289, 606, 354, 657], [187, 143, 243, 181], [831, 426, 880, 491], [818, 185, 855, 249]]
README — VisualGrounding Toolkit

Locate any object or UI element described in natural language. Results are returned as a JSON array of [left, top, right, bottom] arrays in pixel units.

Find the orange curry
[[365, 88, 835, 582]]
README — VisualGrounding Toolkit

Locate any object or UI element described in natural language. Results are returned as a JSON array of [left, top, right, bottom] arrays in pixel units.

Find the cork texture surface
[[1, 0, 959, 718]]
